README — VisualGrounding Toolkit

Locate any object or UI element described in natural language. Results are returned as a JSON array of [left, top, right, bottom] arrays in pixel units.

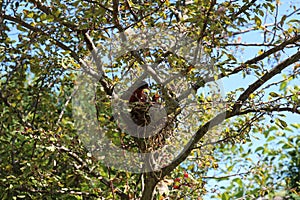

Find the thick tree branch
[[194, 113, 264, 150], [112, 0, 123, 32], [232, 49, 300, 113], [159, 49, 300, 178]]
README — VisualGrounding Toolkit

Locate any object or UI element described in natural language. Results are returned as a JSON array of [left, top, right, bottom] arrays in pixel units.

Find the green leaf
[[187, 164, 194, 171], [254, 16, 262, 27], [27, 12, 34, 18], [278, 118, 287, 128], [266, 136, 276, 142], [221, 192, 229, 200], [279, 81, 287, 91], [250, 65, 260, 69], [255, 146, 264, 152], [54, 9, 62, 17], [233, 178, 243, 187], [235, 190, 243, 198], [280, 15, 287, 26], [40, 13, 47, 21], [269, 92, 279, 97]]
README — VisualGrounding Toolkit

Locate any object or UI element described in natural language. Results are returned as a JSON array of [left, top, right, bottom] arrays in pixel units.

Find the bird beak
[[143, 88, 150, 95]]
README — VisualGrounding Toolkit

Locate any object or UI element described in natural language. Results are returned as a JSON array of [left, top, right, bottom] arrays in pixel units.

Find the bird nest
[[126, 102, 178, 153]]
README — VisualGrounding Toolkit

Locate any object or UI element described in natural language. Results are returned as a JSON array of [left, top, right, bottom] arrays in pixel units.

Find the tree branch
[[27, 0, 83, 31], [159, 48, 300, 178], [124, 0, 166, 30], [203, 34, 300, 85], [193, 0, 216, 64], [231, 0, 257, 19], [232, 49, 300, 114], [112, 0, 123, 32], [2, 14, 113, 95], [238, 106, 300, 116], [57, 146, 129, 200], [202, 171, 252, 180], [82, 0, 113, 13]]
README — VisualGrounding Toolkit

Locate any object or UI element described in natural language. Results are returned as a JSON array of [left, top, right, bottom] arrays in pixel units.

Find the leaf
[[280, 15, 287, 26], [27, 12, 34, 18], [279, 81, 287, 91], [227, 165, 234, 172], [278, 118, 287, 128], [254, 16, 262, 27], [250, 65, 259, 69], [235, 190, 243, 198], [17, 25, 27, 32], [187, 164, 194, 171], [269, 92, 279, 97], [233, 178, 243, 187], [266, 136, 276, 142], [255, 146, 264, 152], [288, 19, 300, 24], [249, 93, 255, 99], [221, 192, 229, 200], [54, 9, 61, 17], [40, 13, 47, 21]]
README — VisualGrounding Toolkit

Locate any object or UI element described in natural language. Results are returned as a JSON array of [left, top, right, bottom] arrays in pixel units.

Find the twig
[[200, 34, 300, 87], [231, 0, 257, 19], [57, 146, 130, 200], [123, 0, 166, 30], [202, 171, 252, 180], [231, 49, 300, 114], [56, 86, 79, 126], [2, 14, 113, 94]]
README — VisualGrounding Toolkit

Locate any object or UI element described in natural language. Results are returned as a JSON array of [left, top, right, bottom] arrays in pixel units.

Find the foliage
[[1, 0, 300, 199], [210, 122, 300, 200]]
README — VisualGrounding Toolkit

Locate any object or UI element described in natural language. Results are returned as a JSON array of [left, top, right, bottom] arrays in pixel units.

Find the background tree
[[0, 0, 299, 199]]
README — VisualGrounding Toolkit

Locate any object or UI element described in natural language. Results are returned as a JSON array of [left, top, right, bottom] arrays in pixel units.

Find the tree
[[0, 0, 299, 199]]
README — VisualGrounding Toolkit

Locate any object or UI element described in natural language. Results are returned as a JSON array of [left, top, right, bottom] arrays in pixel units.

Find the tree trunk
[[140, 174, 159, 200]]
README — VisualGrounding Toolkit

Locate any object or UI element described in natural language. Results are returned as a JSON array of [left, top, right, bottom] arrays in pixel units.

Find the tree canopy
[[1, 0, 300, 199]]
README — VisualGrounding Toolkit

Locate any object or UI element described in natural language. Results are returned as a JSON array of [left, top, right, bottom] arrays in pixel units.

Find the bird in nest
[[128, 81, 160, 126]]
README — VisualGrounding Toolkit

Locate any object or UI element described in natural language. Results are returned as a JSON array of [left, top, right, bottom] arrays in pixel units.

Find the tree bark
[[140, 173, 159, 200]]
